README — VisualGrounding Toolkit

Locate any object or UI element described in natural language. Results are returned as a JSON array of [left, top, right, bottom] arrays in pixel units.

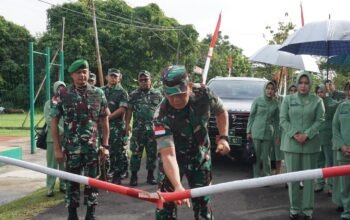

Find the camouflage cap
[[89, 72, 96, 80], [108, 68, 121, 77], [161, 65, 188, 96], [68, 59, 89, 73], [138, 70, 151, 79]]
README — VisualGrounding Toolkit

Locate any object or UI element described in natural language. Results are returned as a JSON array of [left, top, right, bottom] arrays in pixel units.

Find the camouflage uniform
[[128, 88, 163, 172], [101, 83, 128, 181], [154, 83, 224, 220], [51, 84, 108, 208]]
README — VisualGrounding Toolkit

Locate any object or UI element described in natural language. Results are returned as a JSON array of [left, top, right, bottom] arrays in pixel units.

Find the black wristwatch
[[219, 135, 229, 142], [101, 144, 110, 149]]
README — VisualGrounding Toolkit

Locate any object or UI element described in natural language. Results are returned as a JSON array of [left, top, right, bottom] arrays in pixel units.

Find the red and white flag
[[300, 1, 305, 27], [202, 12, 222, 84], [154, 125, 166, 136], [228, 54, 232, 77], [51, 96, 60, 105]]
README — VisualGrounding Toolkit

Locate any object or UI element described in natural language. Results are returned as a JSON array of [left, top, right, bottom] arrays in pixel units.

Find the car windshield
[[208, 79, 266, 99]]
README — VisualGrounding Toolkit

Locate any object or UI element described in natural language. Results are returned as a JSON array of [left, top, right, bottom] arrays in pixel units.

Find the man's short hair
[[324, 79, 333, 84]]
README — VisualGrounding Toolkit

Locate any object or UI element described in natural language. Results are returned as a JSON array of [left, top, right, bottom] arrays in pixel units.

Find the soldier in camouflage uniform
[[88, 72, 97, 86], [88, 72, 111, 183], [153, 65, 230, 220], [101, 68, 129, 184], [125, 70, 163, 186], [51, 59, 110, 220]]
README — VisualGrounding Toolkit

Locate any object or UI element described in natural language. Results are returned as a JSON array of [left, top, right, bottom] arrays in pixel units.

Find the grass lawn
[[0, 113, 44, 137], [0, 129, 31, 137], [0, 113, 45, 128], [0, 185, 64, 220]]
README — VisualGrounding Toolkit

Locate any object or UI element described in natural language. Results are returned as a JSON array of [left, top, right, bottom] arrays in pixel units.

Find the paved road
[[36, 157, 340, 220]]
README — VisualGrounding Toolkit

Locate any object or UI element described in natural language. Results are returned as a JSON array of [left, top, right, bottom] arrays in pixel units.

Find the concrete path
[[0, 137, 46, 205]]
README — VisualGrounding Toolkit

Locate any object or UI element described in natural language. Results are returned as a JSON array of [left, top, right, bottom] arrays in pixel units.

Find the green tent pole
[[46, 47, 51, 101], [29, 42, 35, 154], [60, 50, 64, 81]]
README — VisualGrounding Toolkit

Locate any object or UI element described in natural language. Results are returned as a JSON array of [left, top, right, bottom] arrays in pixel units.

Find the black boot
[[129, 171, 138, 186], [112, 174, 122, 185], [147, 170, 157, 185], [85, 206, 97, 220], [68, 206, 79, 220]]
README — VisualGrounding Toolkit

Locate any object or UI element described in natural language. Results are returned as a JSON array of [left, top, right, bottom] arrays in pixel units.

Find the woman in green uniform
[[44, 81, 66, 197], [332, 82, 350, 220], [280, 72, 325, 220], [314, 84, 339, 194], [247, 81, 279, 178]]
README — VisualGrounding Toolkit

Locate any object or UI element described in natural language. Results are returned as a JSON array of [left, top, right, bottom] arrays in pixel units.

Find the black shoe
[[147, 170, 157, 185], [336, 206, 344, 212], [289, 213, 299, 220], [129, 172, 138, 186], [304, 215, 312, 220], [85, 206, 97, 220], [112, 176, 122, 185], [68, 206, 79, 220]]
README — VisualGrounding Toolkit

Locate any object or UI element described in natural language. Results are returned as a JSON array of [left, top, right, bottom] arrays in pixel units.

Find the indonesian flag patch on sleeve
[[154, 125, 166, 136], [52, 96, 60, 105]]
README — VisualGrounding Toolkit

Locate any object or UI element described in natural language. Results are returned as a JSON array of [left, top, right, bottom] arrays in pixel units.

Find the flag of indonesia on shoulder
[[52, 96, 60, 104], [154, 125, 166, 136]]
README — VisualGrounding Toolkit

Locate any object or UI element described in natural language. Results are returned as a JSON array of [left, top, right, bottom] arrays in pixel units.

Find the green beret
[[68, 59, 89, 73]]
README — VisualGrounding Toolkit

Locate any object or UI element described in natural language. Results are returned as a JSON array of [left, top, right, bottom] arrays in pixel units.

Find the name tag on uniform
[[154, 125, 166, 136], [290, 102, 300, 106]]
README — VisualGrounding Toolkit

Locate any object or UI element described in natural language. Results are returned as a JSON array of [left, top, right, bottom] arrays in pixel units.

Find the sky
[[1, 0, 350, 57]]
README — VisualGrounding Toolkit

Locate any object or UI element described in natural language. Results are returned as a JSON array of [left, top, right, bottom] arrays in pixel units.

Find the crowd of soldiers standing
[[46, 59, 164, 220]]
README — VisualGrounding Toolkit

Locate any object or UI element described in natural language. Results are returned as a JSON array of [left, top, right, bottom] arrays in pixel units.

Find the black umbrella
[[279, 20, 350, 79]]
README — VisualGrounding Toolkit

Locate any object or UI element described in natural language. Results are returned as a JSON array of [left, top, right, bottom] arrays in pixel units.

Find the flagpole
[[300, 1, 305, 27], [202, 12, 221, 84], [228, 54, 232, 77], [283, 68, 287, 96]]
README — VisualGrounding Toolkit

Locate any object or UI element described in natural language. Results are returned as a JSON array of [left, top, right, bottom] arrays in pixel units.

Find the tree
[[253, 13, 296, 83], [0, 16, 34, 108], [40, 0, 199, 91], [264, 13, 296, 45], [197, 32, 252, 83]]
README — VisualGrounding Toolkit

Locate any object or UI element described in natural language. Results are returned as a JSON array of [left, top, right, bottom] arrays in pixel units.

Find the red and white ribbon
[[1, 156, 349, 204]]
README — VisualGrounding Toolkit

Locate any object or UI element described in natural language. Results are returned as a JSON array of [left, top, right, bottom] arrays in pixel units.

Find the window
[[208, 80, 266, 99]]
